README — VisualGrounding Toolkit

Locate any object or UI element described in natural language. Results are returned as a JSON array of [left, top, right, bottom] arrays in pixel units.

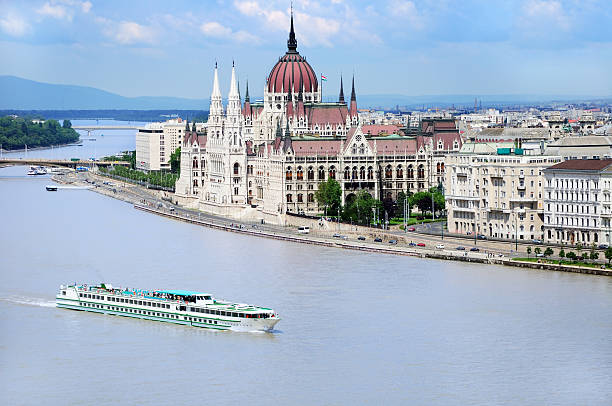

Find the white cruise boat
[[56, 283, 280, 332]]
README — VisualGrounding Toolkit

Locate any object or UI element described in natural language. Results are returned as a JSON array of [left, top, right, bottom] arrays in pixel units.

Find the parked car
[[470, 247, 480, 252], [456, 246, 466, 251], [598, 244, 609, 249], [532, 239, 543, 245], [333, 233, 341, 238], [417, 242, 426, 247], [374, 237, 383, 243], [536, 253, 544, 257], [357, 236, 366, 241], [477, 234, 487, 240], [389, 239, 398, 245], [407, 227, 416, 232], [436, 244, 445, 249], [408, 242, 417, 246]]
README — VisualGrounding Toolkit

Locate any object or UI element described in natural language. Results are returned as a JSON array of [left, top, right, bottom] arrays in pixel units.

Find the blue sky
[[1, 0, 611, 99]]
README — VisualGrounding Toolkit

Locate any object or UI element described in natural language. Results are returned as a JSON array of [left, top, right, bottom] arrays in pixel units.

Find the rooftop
[[545, 159, 612, 171]]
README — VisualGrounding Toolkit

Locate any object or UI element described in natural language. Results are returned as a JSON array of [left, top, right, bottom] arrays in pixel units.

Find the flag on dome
[[321, 74, 327, 81]]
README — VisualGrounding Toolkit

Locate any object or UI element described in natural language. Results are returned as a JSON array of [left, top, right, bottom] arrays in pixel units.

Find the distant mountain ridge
[[1, 75, 609, 110], [0, 76, 207, 110]]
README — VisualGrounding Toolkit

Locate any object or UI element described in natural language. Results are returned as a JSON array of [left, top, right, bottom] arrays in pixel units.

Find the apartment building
[[543, 159, 612, 246], [445, 147, 561, 241]]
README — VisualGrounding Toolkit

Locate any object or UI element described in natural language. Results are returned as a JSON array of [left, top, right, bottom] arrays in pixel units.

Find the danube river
[[1, 122, 611, 405]]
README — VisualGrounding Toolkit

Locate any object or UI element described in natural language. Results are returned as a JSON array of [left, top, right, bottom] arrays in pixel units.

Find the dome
[[266, 12, 318, 94], [267, 53, 318, 94]]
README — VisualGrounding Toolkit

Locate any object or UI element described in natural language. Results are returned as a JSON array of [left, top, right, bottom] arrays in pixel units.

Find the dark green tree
[[62, 120, 72, 128], [606, 247, 612, 265], [544, 247, 554, 257], [170, 147, 181, 174], [526, 247, 532, 258], [315, 178, 342, 216]]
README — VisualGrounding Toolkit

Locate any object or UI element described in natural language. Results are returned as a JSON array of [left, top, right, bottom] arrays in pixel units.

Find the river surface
[[1, 122, 611, 405]]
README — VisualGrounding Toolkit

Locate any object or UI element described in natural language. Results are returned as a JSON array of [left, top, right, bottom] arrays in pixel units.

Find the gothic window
[[192, 158, 198, 169], [418, 164, 425, 179], [307, 166, 314, 180], [359, 166, 366, 180], [234, 187, 239, 195], [233, 163, 240, 175], [352, 145, 357, 154], [329, 166, 336, 180], [436, 162, 441, 174], [193, 179, 198, 187], [286, 194, 293, 203], [367, 166, 374, 180], [438, 140, 444, 150], [307, 193, 314, 203], [344, 166, 350, 180], [318, 166, 325, 180], [286, 167, 293, 181], [453, 140, 459, 149], [352, 166, 358, 180], [297, 193, 303, 203], [385, 165, 392, 179], [396, 165, 403, 179], [297, 166, 304, 181], [408, 165, 414, 179], [441, 163, 445, 173], [359, 143, 365, 154]]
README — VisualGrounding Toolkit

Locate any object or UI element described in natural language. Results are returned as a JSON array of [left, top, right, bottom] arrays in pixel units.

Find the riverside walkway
[[0, 158, 130, 168]]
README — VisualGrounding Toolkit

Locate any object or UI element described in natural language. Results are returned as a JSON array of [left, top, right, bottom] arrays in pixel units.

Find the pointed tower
[[210, 62, 223, 117], [349, 75, 358, 126], [243, 80, 252, 118], [226, 61, 242, 148], [338, 75, 345, 104]]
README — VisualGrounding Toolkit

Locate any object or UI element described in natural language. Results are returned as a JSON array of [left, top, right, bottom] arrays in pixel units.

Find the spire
[[211, 62, 221, 99], [245, 80, 250, 103], [185, 119, 189, 132], [229, 62, 239, 99], [339, 75, 345, 104], [350, 75, 356, 102], [287, 3, 297, 53]]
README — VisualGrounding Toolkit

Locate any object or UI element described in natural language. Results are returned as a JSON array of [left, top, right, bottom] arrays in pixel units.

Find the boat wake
[[0, 295, 56, 308]]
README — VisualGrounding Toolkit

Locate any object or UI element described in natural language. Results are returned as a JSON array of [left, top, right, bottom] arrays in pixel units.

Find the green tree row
[[0, 116, 79, 150], [99, 165, 178, 189]]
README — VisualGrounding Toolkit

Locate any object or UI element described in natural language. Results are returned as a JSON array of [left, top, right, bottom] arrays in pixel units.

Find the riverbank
[[0, 140, 83, 154], [54, 170, 611, 277]]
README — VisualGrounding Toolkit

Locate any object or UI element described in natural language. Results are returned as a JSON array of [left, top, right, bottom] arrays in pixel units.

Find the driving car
[[407, 227, 416, 232], [470, 247, 480, 252], [417, 242, 426, 247], [455, 246, 466, 251], [374, 237, 383, 242], [477, 234, 487, 240], [532, 239, 543, 245], [436, 244, 445, 249], [389, 239, 398, 245], [357, 236, 366, 241], [408, 242, 417, 246]]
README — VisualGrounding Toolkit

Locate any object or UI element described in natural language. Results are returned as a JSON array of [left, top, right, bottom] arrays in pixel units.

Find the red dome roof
[[267, 52, 318, 94]]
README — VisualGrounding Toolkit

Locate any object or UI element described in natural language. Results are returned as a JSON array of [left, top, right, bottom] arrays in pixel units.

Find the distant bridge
[[0, 158, 131, 168], [72, 125, 140, 131]]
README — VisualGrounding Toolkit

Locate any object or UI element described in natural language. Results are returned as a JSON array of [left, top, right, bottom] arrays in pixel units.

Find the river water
[[1, 121, 611, 405]]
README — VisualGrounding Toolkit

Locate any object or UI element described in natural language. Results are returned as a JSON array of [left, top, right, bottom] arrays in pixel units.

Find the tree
[[566, 251, 576, 261], [590, 251, 599, 261], [581, 252, 588, 261], [534, 247, 542, 256], [526, 247, 532, 258], [396, 191, 407, 217], [170, 147, 181, 174], [606, 247, 612, 265], [315, 178, 342, 216], [62, 120, 72, 129], [544, 247, 554, 257], [342, 190, 381, 225], [410, 191, 432, 214], [559, 249, 565, 259]]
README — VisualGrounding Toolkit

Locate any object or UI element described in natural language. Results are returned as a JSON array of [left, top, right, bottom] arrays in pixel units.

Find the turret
[[209, 62, 223, 118], [349, 75, 358, 125], [339, 75, 345, 104]]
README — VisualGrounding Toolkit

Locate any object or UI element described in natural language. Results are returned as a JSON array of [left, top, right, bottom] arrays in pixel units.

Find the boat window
[[205, 296, 211, 300]]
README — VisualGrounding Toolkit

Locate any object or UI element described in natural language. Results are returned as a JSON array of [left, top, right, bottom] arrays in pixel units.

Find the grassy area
[[397, 218, 446, 228], [512, 257, 612, 269]]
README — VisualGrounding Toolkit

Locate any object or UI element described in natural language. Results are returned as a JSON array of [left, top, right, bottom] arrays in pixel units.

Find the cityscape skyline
[[0, 0, 611, 99]]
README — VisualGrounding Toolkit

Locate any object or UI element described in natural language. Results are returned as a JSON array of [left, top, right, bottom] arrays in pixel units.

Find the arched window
[[436, 162, 441, 174], [297, 193, 303, 203], [193, 179, 198, 187], [192, 158, 198, 169], [359, 166, 366, 180], [440, 163, 445, 173], [233, 162, 240, 175], [418, 165, 425, 179], [385, 165, 392, 179], [308, 193, 314, 203], [318, 166, 325, 180], [307, 166, 314, 180], [329, 166, 336, 179], [344, 166, 350, 180], [286, 194, 293, 203], [286, 167, 293, 180], [351, 145, 357, 154], [396, 165, 403, 179], [367, 166, 374, 180], [297, 166, 303, 181], [359, 143, 365, 154], [352, 166, 358, 180], [408, 165, 414, 179]]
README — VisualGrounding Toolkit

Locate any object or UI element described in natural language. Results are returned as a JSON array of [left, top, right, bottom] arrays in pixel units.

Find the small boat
[[27, 169, 37, 175], [56, 283, 280, 332], [46, 185, 58, 191]]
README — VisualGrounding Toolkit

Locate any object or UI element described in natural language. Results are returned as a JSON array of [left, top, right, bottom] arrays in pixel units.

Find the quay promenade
[[53, 171, 612, 277]]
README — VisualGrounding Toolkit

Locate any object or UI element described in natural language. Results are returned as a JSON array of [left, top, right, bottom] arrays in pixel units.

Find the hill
[[0, 76, 207, 110]]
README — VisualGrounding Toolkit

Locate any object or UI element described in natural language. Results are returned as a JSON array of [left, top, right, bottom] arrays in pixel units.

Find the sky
[[0, 0, 611, 100]]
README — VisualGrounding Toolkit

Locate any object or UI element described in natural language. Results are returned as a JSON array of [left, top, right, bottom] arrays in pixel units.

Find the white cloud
[[234, 1, 260, 16], [387, 0, 424, 30], [520, 0, 570, 31], [114, 21, 156, 45], [36, 1, 93, 21], [200, 21, 259, 43], [0, 14, 31, 37]]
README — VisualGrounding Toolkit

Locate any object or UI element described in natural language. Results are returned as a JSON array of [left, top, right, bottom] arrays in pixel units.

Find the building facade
[[543, 159, 612, 246], [445, 148, 561, 241], [175, 15, 462, 223]]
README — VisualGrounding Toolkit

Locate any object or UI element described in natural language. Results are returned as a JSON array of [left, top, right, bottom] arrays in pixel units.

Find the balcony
[[517, 184, 526, 190]]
